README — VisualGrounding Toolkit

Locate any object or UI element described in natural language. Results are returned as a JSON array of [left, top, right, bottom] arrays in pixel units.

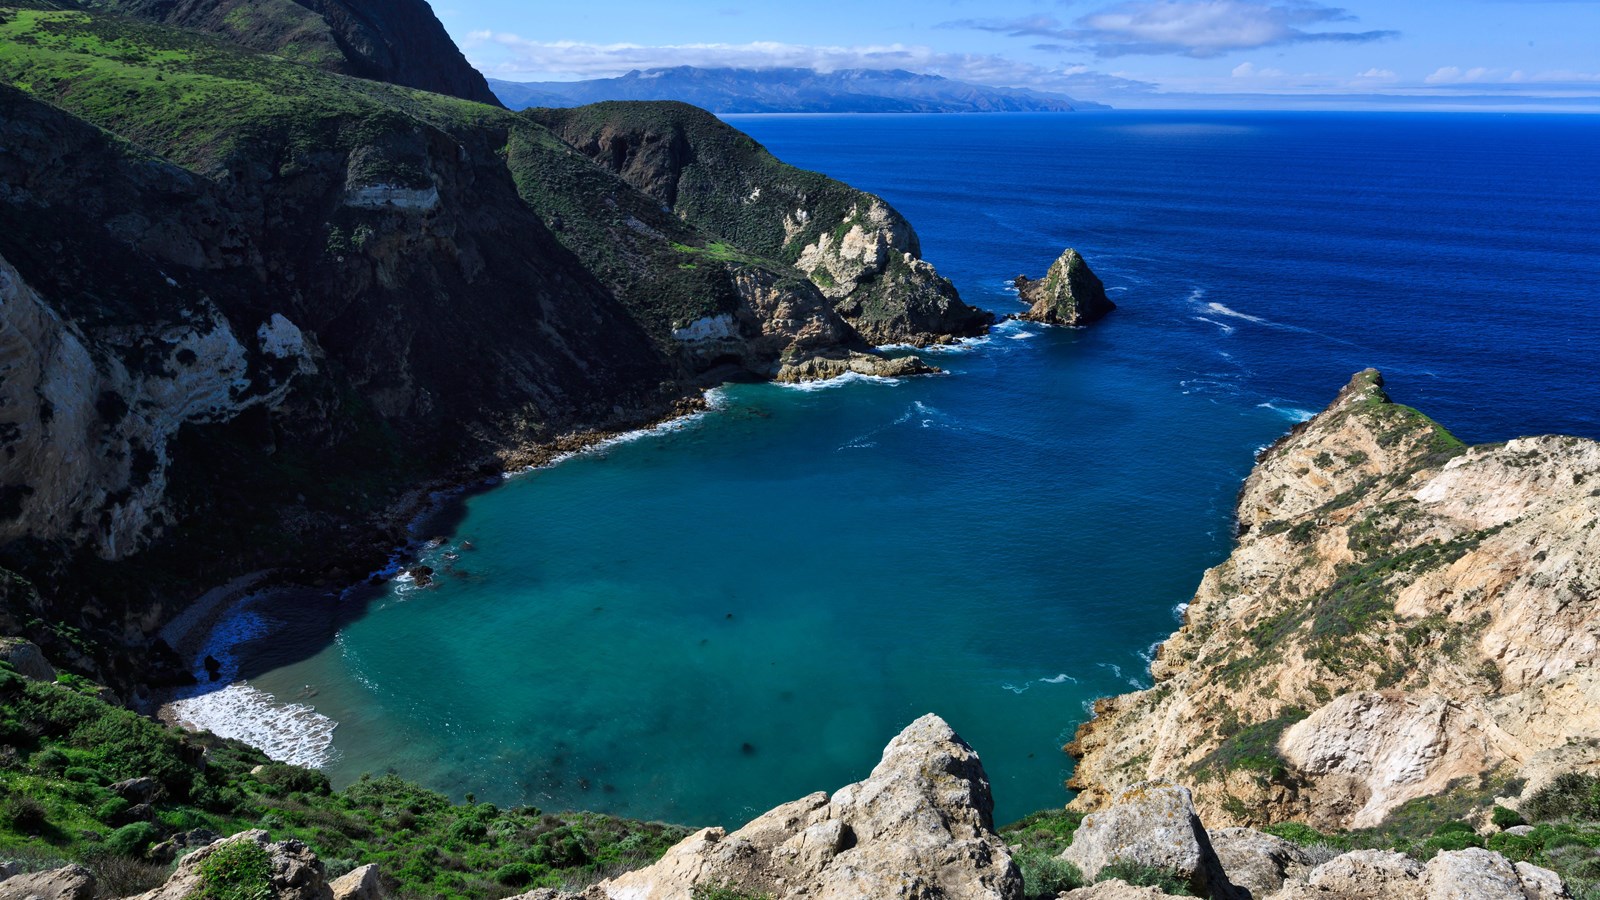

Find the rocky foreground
[[2, 715, 1569, 900], [1068, 370, 1600, 831]]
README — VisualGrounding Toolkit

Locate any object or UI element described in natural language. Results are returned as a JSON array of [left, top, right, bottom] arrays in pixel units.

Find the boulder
[[1209, 828, 1317, 898], [131, 830, 331, 900], [110, 776, 164, 804], [1306, 850, 1424, 899], [1015, 249, 1115, 326], [0, 639, 55, 682], [330, 865, 386, 900], [1061, 782, 1230, 898], [581, 713, 1022, 899], [0, 865, 95, 900], [1422, 849, 1569, 900]]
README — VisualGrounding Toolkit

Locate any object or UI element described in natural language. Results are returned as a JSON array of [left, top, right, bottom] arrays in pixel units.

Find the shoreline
[[150, 387, 728, 760]]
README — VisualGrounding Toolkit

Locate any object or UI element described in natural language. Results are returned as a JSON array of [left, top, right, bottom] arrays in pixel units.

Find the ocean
[[170, 111, 1600, 827]]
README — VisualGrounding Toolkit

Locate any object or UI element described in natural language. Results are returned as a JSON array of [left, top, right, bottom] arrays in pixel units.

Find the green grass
[[0, 663, 690, 899]]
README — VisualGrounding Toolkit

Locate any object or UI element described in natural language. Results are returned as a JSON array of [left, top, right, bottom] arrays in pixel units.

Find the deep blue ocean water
[[200, 112, 1600, 828]]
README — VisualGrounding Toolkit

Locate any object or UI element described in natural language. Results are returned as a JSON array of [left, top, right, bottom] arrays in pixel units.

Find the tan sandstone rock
[[1066, 369, 1600, 829], [558, 713, 1021, 900], [0, 865, 95, 900], [1061, 782, 1230, 898]]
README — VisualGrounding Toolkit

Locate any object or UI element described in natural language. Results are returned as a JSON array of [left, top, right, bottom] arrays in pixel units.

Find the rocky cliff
[[1015, 249, 1115, 327], [529, 102, 995, 345], [0, 4, 955, 686], [1067, 370, 1600, 832]]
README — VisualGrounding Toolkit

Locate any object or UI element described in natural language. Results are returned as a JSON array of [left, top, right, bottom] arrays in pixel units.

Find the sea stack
[[1014, 248, 1115, 326]]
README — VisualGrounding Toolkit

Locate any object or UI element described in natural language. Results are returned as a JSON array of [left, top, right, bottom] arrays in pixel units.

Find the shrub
[[1097, 861, 1195, 896], [2, 793, 50, 831], [1013, 850, 1084, 898], [1526, 774, 1600, 822], [253, 764, 331, 797], [31, 747, 69, 774], [493, 863, 538, 886], [105, 822, 159, 858], [1262, 821, 1342, 848], [63, 766, 106, 784], [83, 850, 171, 896], [95, 797, 130, 822], [1493, 806, 1528, 830], [1486, 832, 1541, 861], [192, 840, 273, 900]]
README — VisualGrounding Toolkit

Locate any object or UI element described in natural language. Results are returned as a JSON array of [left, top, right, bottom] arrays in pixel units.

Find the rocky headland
[[1067, 369, 1600, 835], [1014, 249, 1116, 327]]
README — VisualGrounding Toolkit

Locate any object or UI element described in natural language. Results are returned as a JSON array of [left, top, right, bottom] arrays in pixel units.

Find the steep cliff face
[[81, 0, 500, 104], [0, 6, 942, 679], [1067, 370, 1600, 832], [529, 102, 994, 345]]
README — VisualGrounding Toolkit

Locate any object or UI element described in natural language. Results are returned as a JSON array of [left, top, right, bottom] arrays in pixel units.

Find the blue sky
[[436, 1, 1600, 109]]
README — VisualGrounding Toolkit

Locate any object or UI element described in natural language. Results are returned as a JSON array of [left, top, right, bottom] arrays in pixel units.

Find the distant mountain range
[[489, 67, 1109, 113]]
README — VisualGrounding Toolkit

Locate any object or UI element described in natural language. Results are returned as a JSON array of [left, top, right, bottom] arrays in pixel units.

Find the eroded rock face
[[1014, 249, 1115, 327], [1061, 782, 1230, 898], [132, 830, 331, 900], [529, 103, 992, 347], [545, 714, 1022, 900], [1064, 881, 1190, 899], [1066, 369, 1600, 829]]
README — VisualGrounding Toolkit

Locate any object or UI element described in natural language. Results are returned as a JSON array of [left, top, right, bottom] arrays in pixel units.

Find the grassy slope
[[0, 663, 689, 898]]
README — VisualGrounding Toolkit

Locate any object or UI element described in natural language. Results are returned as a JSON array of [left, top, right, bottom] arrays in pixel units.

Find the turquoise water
[[209, 111, 1600, 828]]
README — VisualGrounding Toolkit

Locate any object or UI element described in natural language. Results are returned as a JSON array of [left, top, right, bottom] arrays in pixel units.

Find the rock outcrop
[[131, 830, 331, 900], [1014, 249, 1115, 326], [0, 638, 55, 682], [528, 102, 994, 346], [0, 865, 95, 900], [1066, 370, 1600, 830], [773, 352, 937, 383], [517, 714, 1023, 900], [1063, 782, 1230, 898], [1052, 781, 1570, 900]]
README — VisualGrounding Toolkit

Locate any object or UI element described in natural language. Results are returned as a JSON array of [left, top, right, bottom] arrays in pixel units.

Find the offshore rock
[[773, 353, 938, 383], [1066, 369, 1600, 829], [529, 713, 1022, 900], [1015, 249, 1115, 326]]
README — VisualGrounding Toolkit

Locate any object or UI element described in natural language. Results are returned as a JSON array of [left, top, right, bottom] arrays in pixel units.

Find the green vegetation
[[192, 839, 273, 900], [1097, 861, 1195, 895], [1000, 809, 1086, 899], [1194, 709, 1308, 783], [0, 663, 689, 898]]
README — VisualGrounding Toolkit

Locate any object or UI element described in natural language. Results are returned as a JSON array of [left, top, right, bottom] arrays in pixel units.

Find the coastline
[[149, 387, 728, 763]]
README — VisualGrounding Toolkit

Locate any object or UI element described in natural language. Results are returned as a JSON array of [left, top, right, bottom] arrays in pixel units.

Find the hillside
[[0, 3, 986, 689], [489, 66, 1109, 114]]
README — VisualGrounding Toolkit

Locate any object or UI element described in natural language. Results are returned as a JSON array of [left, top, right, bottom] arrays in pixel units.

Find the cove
[[187, 110, 1600, 828]]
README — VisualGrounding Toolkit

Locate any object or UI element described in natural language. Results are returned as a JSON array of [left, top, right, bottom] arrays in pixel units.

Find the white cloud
[[1425, 66, 1497, 84], [462, 32, 1158, 95], [1355, 68, 1397, 80], [1232, 61, 1286, 78]]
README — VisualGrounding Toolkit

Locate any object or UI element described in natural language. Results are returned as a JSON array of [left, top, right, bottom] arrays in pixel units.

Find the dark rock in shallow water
[[1015, 248, 1115, 326]]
